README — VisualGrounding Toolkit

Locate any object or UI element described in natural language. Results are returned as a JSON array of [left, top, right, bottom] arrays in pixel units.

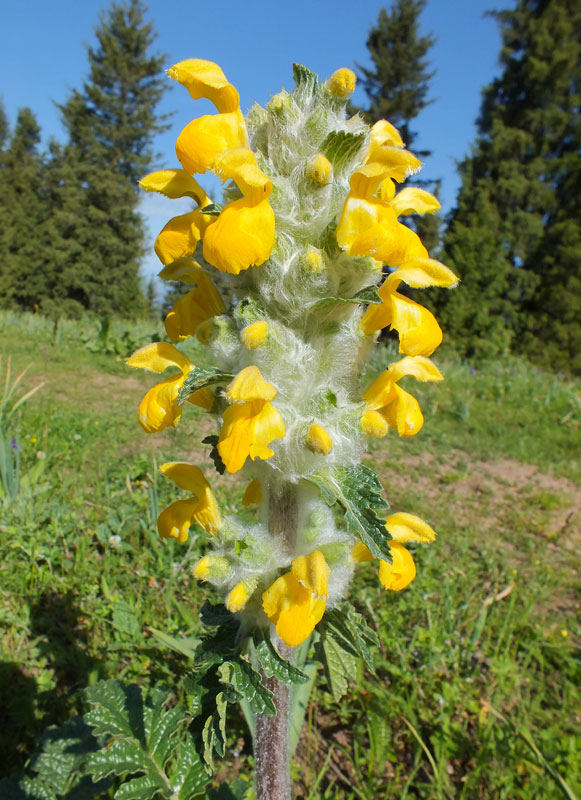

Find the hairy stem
[[254, 482, 297, 800]]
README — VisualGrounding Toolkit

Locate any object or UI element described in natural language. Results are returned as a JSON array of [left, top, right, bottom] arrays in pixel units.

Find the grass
[[1, 310, 579, 798]]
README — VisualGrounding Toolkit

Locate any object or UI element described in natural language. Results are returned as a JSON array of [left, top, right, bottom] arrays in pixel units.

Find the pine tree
[[47, 0, 169, 317], [436, 0, 581, 374], [352, 1, 441, 252]]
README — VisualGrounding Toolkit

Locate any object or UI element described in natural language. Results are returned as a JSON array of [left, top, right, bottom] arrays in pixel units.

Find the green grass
[[1, 311, 579, 798]]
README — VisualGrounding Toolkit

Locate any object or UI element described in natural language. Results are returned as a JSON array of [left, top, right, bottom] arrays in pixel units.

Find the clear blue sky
[[1, 0, 510, 281]]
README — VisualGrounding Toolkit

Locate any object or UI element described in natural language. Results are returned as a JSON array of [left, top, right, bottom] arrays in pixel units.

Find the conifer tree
[[48, 0, 169, 316], [353, 1, 441, 253], [436, 0, 581, 373]]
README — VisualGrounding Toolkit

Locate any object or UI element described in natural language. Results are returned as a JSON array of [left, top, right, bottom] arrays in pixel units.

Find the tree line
[[1, 0, 579, 374]]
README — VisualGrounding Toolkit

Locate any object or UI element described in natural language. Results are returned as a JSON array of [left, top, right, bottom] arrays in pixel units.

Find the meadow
[[0, 309, 579, 799]]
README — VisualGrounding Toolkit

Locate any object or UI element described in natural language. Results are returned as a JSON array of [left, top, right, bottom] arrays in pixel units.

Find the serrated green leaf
[[148, 705, 187, 769], [115, 773, 167, 800], [209, 777, 250, 799], [322, 604, 378, 672], [311, 285, 381, 313], [200, 203, 223, 216], [85, 681, 143, 740], [316, 628, 358, 702], [292, 63, 318, 94], [201, 435, 226, 475], [321, 130, 366, 169], [112, 601, 142, 640], [354, 285, 382, 304], [202, 692, 228, 770], [308, 465, 391, 560], [86, 739, 145, 781], [173, 737, 208, 799], [218, 659, 276, 716], [200, 601, 238, 628], [254, 635, 309, 685], [178, 367, 233, 404]]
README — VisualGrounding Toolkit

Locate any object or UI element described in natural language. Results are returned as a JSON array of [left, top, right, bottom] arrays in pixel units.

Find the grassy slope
[[0, 311, 579, 799]]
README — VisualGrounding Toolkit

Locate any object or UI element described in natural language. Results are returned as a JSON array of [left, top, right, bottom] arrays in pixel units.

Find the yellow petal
[[387, 355, 444, 384], [126, 342, 192, 375], [368, 119, 404, 151], [370, 146, 422, 182], [175, 110, 247, 175], [160, 462, 210, 495], [226, 582, 251, 612], [139, 169, 209, 204], [211, 148, 272, 203], [187, 387, 215, 410], [137, 375, 184, 433], [376, 222, 428, 267], [292, 551, 330, 598], [352, 541, 374, 562], [193, 555, 211, 580], [390, 187, 441, 217], [382, 384, 424, 437], [218, 400, 285, 473], [164, 274, 225, 341], [242, 478, 263, 506], [306, 424, 333, 455], [327, 68, 356, 97], [386, 257, 459, 290], [227, 366, 277, 402], [361, 409, 389, 438], [385, 512, 436, 543], [241, 321, 268, 349], [157, 499, 198, 543], [202, 197, 275, 274], [389, 292, 443, 356], [307, 154, 333, 184], [360, 300, 393, 335], [363, 370, 396, 410], [378, 543, 416, 590], [168, 59, 240, 113], [154, 210, 210, 266], [158, 258, 203, 283], [336, 194, 399, 255]]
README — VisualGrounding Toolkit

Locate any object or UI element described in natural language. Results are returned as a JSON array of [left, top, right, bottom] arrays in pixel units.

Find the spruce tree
[[436, 0, 581, 374], [49, 0, 169, 316], [353, 1, 441, 252]]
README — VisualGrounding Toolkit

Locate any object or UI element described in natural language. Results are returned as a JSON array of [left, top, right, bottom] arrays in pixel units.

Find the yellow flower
[[362, 355, 443, 437], [241, 321, 268, 349], [202, 149, 275, 274], [217, 366, 285, 473], [326, 68, 356, 97], [126, 343, 213, 433], [361, 257, 458, 355], [168, 59, 240, 113], [158, 461, 222, 540], [242, 478, 263, 506], [164, 272, 226, 341], [352, 512, 435, 591], [306, 424, 333, 455], [307, 154, 333, 184], [262, 551, 331, 647]]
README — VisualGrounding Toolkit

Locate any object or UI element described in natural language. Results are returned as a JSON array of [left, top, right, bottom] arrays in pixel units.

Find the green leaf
[[201, 435, 226, 476], [311, 285, 381, 312], [218, 659, 276, 716], [200, 203, 223, 216], [354, 285, 382, 304], [111, 600, 141, 640], [321, 130, 366, 169], [292, 63, 318, 94], [86, 739, 146, 781], [146, 627, 199, 659], [202, 691, 228, 770], [254, 635, 310, 685], [307, 465, 391, 560], [85, 681, 143, 740], [178, 367, 233, 404], [316, 627, 358, 702], [200, 601, 238, 628], [115, 774, 167, 800], [209, 778, 250, 799], [321, 604, 379, 672], [173, 737, 208, 800]]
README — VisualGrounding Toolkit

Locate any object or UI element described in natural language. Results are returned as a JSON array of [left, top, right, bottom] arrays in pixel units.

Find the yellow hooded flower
[[164, 272, 226, 341], [262, 551, 331, 647], [352, 512, 436, 591], [242, 478, 263, 506], [158, 461, 222, 541], [241, 321, 269, 349], [306, 424, 333, 455], [361, 257, 459, 355], [217, 367, 286, 473], [362, 355, 443, 437], [126, 343, 213, 433], [203, 149, 275, 274]]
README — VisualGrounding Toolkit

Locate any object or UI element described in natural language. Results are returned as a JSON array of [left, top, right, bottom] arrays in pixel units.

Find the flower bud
[[193, 555, 230, 581], [307, 424, 333, 455], [242, 478, 263, 506], [225, 582, 251, 612], [361, 410, 388, 438], [307, 154, 332, 185], [327, 68, 356, 97], [304, 248, 325, 273], [241, 320, 268, 349]]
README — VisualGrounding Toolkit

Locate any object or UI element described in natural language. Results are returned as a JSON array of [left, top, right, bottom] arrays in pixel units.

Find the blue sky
[[1, 0, 509, 280]]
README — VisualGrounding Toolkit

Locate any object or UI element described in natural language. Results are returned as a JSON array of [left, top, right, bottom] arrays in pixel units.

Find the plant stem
[[254, 482, 297, 800]]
